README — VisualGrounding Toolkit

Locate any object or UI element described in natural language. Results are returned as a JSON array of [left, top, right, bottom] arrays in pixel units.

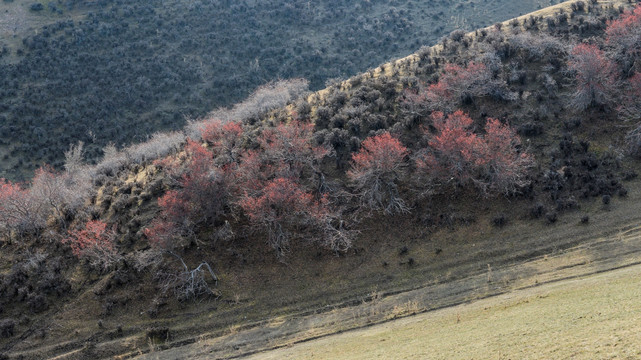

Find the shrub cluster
[[147, 119, 352, 259]]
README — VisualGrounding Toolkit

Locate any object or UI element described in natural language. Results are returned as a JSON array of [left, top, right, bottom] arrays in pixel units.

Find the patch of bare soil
[[4, 178, 641, 360], [5, 178, 632, 360], [0, 4, 28, 36], [0, 1, 79, 63], [132, 215, 641, 359]]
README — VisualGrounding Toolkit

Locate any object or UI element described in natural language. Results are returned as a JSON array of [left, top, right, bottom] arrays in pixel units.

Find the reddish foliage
[[64, 220, 120, 268], [147, 139, 230, 250], [233, 150, 269, 196], [606, 5, 641, 73], [240, 177, 324, 223], [183, 139, 214, 173], [606, 5, 641, 40], [347, 132, 409, 214], [419, 111, 487, 185], [0, 179, 43, 233], [65, 220, 115, 256], [181, 140, 216, 199], [258, 120, 331, 178], [483, 118, 534, 195], [567, 43, 618, 110], [349, 133, 408, 177], [143, 218, 181, 251], [200, 119, 244, 162], [157, 190, 190, 224], [429, 63, 477, 99], [417, 111, 532, 195], [422, 62, 494, 111], [239, 177, 329, 256], [174, 140, 229, 223], [149, 121, 342, 256], [233, 120, 331, 199]]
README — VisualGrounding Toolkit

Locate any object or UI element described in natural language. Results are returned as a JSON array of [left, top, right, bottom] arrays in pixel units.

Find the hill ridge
[[2, 0, 641, 358]]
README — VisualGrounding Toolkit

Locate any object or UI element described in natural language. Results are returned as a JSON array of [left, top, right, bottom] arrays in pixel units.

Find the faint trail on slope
[[130, 222, 641, 360]]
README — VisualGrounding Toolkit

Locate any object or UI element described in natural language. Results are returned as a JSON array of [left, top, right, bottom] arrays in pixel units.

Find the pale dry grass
[[249, 264, 641, 359]]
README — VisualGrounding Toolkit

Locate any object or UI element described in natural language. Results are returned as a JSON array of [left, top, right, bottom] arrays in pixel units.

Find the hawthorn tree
[[416, 111, 532, 196], [64, 220, 121, 270], [0, 179, 45, 235], [416, 111, 487, 189], [605, 4, 641, 76], [347, 132, 409, 214], [233, 121, 350, 256], [567, 43, 618, 110], [149, 120, 349, 259], [258, 120, 332, 180], [239, 177, 349, 258], [481, 118, 534, 195], [232, 120, 333, 200], [232, 149, 268, 197], [179, 140, 230, 224], [200, 119, 244, 164], [147, 139, 231, 251]]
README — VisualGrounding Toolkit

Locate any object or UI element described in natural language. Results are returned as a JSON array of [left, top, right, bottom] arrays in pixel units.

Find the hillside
[[0, 0, 550, 180], [2, 0, 641, 359], [248, 263, 641, 359]]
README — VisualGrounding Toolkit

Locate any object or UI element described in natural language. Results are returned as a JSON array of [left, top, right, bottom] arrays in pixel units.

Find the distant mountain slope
[[0, 0, 548, 180]]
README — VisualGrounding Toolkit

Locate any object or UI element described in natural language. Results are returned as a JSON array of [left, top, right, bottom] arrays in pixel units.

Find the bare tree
[[567, 43, 618, 110]]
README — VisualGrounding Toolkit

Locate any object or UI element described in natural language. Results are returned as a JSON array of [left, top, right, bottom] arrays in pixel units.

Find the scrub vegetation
[[0, 0, 552, 180], [2, 0, 641, 359]]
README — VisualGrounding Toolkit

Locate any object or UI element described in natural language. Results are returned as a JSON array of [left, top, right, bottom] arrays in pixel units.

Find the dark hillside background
[[0, 0, 554, 180]]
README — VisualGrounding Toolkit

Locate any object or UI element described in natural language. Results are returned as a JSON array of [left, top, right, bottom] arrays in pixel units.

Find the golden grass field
[[249, 264, 641, 359]]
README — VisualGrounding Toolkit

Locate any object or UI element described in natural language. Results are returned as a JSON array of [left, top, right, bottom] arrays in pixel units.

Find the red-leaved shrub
[[64, 220, 121, 269], [239, 177, 332, 257], [347, 132, 409, 214], [606, 4, 641, 75], [567, 43, 618, 110], [416, 111, 532, 196]]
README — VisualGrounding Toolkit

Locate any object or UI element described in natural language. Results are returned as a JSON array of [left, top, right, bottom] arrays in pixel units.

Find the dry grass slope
[[249, 264, 641, 359]]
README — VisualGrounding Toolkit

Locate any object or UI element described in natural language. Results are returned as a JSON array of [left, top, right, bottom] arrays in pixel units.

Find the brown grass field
[[248, 264, 641, 360]]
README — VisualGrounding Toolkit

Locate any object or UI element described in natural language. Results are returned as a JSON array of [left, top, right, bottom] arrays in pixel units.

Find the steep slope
[[1, 0, 641, 359], [0, 0, 552, 180]]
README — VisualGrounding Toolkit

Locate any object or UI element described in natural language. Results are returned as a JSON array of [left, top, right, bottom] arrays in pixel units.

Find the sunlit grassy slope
[[250, 264, 641, 359]]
